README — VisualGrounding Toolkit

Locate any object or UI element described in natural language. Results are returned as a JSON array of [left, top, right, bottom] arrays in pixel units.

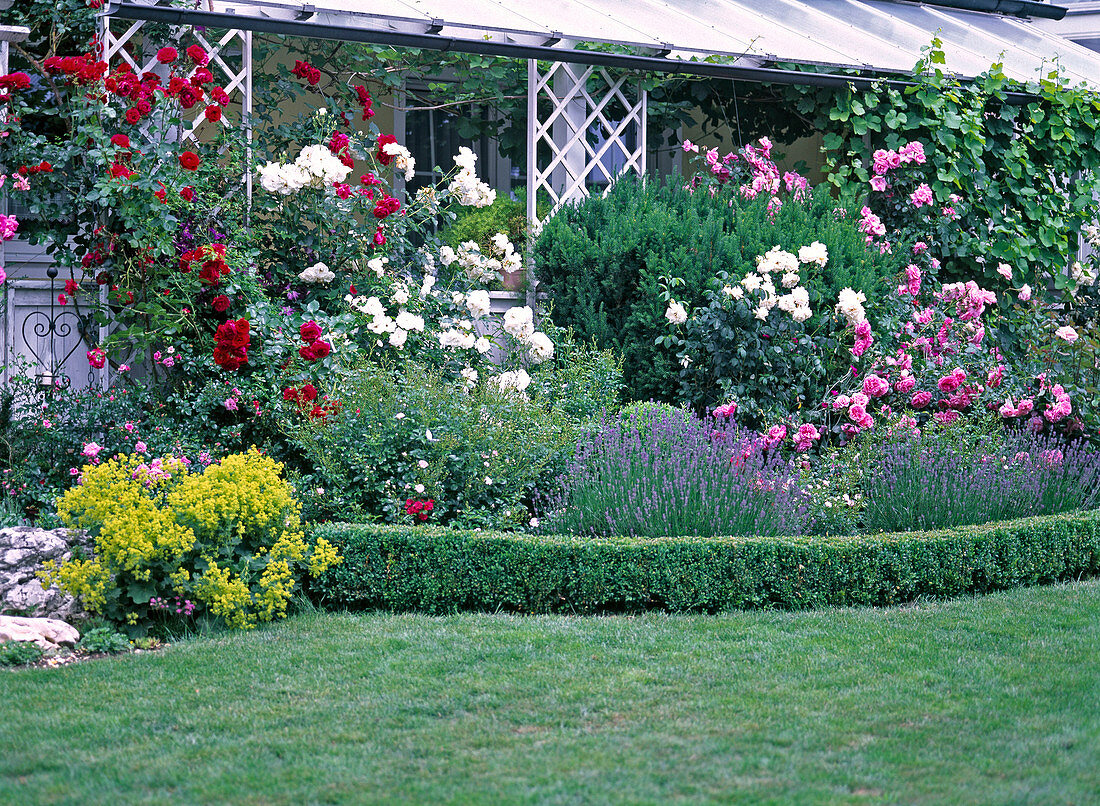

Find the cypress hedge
[[310, 512, 1100, 614]]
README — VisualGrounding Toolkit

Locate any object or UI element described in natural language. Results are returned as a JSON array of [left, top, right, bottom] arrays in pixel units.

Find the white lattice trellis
[[526, 60, 646, 226], [100, 18, 252, 145]]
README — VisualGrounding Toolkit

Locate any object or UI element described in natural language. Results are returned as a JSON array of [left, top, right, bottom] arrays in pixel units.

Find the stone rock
[[0, 615, 80, 650], [0, 527, 90, 620]]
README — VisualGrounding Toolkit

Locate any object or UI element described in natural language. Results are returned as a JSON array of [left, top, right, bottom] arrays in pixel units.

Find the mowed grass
[[3, 581, 1099, 805]]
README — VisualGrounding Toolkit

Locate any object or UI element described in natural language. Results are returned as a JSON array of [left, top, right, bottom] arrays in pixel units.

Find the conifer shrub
[[534, 171, 900, 404]]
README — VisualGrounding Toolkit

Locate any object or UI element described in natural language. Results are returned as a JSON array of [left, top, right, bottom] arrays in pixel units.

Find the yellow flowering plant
[[40, 448, 340, 632]]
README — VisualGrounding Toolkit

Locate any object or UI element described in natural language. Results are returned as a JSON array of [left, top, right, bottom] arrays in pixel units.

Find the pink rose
[[911, 391, 933, 409], [894, 376, 916, 394], [862, 374, 890, 398]]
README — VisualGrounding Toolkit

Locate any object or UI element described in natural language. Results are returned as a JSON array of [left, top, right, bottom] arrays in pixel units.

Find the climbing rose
[[186, 45, 209, 66], [299, 320, 323, 343], [156, 47, 178, 64], [178, 151, 200, 171]]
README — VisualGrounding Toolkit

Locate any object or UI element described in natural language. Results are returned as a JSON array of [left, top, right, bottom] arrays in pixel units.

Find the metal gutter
[[104, 0, 1047, 97], [893, 0, 1067, 20]]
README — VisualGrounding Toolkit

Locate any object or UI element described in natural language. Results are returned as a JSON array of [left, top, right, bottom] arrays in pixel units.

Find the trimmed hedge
[[310, 512, 1100, 614]]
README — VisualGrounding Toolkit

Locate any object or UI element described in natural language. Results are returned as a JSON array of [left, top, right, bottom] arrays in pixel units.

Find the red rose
[[180, 186, 195, 202], [226, 318, 250, 348], [58, 293, 68, 306], [282, 387, 298, 401], [154, 186, 167, 203], [298, 340, 331, 362], [0, 72, 31, 91], [186, 45, 209, 66], [212, 294, 231, 312], [204, 104, 222, 122], [156, 47, 178, 64], [110, 133, 130, 148], [87, 348, 107, 369], [300, 383, 318, 402], [125, 108, 142, 124], [211, 86, 231, 106], [178, 151, 200, 171], [64, 279, 79, 295], [178, 86, 201, 109], [198, 263, 222, 286], [375, 134, 397, 165], [167, 76, 187, 96], [110, 162, 135, 179], [191, 68, 213, 86], [299, 320, 323, 343]]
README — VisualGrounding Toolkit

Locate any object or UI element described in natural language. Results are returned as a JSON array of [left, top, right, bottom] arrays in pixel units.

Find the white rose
[[497, 369, 531, 394], [298, 261, 335, 284], [454, 146, 478, 171], [797, 241, 829, 267], [395, 311, 425, 332], [665, 301, 688, 325], [466, 290, 491, 319], [527, 332, 554, 364], [474, 337, 493, 354], [389, 328, 408, 348], [392, 285, 410, 305], [367, 257, 388, 278], [368, 314, 396, 334], [439, 330, 475, 350], [835, 287, 867, 327], [503, 306, 535, 340], [420, 274, 436, 298]]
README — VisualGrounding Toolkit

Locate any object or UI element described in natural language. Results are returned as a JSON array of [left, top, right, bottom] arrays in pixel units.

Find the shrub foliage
[[313, 512, 1100, 614], [535, 174, 898, 403], [42, 448, 340, 631]]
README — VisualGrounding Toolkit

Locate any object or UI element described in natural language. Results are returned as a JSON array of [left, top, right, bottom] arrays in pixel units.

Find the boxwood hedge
[[310, 511, 1100, 614]]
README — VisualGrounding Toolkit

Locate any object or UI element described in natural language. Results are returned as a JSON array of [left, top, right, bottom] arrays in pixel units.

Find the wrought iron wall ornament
[[21, 267, 96, 390]]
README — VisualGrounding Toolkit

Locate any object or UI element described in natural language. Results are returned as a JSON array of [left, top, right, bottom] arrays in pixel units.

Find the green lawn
[[3, 581, 1099, 805]]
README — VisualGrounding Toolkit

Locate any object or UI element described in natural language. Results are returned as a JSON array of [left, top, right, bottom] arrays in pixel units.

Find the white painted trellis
[[525, 60, 647, 227], [99, 18, 253, 147], [3, 11, 652, 386]]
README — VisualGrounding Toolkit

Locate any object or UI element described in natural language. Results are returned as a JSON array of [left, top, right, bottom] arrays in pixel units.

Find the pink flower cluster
[[937, 281, 997, 322], [833, 392, 875, 431], [793, 423, 821, 452], [898, 264, 922, 297], [0, 213, 17, 241], [909, 183, 934, 208], [872, 142, 927, 176], [852, 320, 874, 358], [711, 401, 738, 418]]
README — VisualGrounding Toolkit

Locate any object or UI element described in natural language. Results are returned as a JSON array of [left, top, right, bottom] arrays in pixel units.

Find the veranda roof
[[104, 0, 1100, 90]]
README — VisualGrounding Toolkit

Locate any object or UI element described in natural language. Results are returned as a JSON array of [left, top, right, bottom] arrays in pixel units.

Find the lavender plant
[[861, 429, 1100, 533], [542, 409, 813, 538]]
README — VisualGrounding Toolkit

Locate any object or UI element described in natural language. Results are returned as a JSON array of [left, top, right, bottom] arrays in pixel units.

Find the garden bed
[[312, 511, 1100, 614]]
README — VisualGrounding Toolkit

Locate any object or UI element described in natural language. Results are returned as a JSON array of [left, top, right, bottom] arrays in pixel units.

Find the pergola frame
[[98, 8, 652, 241]]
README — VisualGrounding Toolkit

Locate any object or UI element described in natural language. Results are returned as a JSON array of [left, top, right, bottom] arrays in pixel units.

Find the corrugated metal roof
[[105, 0, 1100, 88]]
